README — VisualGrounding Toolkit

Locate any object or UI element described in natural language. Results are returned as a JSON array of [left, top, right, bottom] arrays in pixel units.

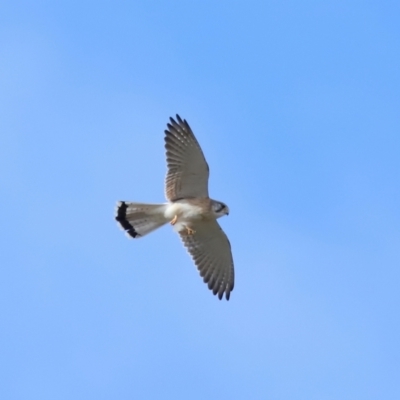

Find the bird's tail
[[115, 201, 169, 238]]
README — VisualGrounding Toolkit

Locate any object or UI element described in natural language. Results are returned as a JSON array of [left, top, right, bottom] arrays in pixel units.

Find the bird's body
[[165, 198, 209, 226], [115, 115, 234, 300]]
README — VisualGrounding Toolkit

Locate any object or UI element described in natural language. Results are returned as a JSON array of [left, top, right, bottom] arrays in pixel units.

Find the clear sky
[[1, 1, 399, 399]]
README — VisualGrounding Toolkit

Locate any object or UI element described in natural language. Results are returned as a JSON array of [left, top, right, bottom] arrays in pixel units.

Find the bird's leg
[[186, 226, 196, 235], [170, 215, 178, 225]]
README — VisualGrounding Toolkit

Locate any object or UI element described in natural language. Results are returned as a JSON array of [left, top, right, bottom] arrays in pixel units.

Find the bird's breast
[[164, 201, 208, 221]]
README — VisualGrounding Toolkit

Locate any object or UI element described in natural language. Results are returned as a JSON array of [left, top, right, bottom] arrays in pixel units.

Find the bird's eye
[[214, 203, 225, 213]]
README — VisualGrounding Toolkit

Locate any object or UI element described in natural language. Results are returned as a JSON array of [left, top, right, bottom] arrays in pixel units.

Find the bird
[[115, 115, 234, 300]]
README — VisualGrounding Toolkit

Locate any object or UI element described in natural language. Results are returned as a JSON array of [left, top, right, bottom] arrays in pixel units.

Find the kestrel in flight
[[115, 115, 234, 300]]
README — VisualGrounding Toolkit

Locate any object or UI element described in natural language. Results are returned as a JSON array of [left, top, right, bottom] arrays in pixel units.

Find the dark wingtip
[[115, 201, 140, 238], [168, 115, 183, 126], [167, 114, 190, 133], [215, 287, 231, 301]]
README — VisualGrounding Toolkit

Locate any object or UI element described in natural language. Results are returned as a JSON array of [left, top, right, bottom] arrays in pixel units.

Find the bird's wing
[[164, 115, 209, 201], [179, 219, 234, 300]]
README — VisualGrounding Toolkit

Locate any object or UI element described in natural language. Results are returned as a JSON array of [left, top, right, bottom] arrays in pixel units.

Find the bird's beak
[[226, 207, 230, 215]]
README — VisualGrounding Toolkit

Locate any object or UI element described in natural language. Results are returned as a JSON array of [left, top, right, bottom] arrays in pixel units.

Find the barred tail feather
[[115, 201, 169, 238]]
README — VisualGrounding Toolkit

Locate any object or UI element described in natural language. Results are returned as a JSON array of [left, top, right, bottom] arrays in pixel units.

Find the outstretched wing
[[164, 115, 209, 201], [179, 219, 234, 300]]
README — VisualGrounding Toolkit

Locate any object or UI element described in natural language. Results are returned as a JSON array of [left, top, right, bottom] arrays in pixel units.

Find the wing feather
[[179, 220, 234, 300], [164, 115, 209, 201]]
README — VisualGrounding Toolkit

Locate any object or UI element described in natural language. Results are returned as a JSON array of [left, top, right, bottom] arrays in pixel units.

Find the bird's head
[[211, 200, 230, 218]]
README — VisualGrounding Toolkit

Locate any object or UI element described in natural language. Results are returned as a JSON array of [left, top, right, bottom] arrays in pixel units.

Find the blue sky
[[1, 1, 399, 399]]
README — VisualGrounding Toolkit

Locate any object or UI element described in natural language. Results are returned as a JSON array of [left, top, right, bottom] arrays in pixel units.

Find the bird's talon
[[170, 215, 178, 225], [186, 227, 196, 235]]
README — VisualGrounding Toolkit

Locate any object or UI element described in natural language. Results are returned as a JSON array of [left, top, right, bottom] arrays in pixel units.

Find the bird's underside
[[115, 115, 234, 300]]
